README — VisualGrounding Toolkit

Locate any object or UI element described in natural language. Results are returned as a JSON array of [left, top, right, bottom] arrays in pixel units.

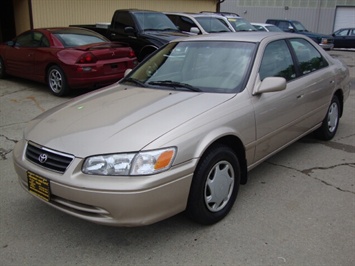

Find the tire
[[47, 65, 69, 96], [314, 95, 340, 140], [0, 57, 6, 79], [186, 144, 241, 225]]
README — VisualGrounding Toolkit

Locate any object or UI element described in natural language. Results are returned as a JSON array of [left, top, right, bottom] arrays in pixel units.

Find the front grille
[[26, 142, 74, 173]]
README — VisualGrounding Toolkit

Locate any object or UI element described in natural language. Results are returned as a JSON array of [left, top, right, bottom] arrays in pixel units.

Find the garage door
[[334, 6, 355, 31]]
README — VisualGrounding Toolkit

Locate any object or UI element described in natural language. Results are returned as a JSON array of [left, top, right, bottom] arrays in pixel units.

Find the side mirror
[[288, 26, 295, 33], [124, 27, 136, 34], [124, 69, 132, 77], [190, 27, 200, 34], [253, 77, 286, 95]]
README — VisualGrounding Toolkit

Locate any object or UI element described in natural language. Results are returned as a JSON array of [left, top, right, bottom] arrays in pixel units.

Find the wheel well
[[208, 135, 248, 185], [334, 89, 344, 117]]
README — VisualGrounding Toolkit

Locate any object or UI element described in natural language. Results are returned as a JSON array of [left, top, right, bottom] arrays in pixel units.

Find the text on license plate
[[27, 171, 50, 202]]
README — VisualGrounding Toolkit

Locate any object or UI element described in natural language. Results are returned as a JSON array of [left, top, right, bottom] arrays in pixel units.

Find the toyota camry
[[13, 32, 350, 226]]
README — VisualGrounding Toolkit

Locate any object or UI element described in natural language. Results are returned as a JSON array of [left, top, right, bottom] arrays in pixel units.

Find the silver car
[[251, 22, 283, 32], [13, 32, 350, 227], [166, 12, 232, 34]]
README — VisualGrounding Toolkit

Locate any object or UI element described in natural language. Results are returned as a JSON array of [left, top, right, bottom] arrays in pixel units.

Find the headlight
[[321, 38, 328, 44], [82, 147, 176, 176]]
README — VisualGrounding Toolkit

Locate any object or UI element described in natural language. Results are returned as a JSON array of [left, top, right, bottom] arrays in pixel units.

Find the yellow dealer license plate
[[27, 171, 50, 202]]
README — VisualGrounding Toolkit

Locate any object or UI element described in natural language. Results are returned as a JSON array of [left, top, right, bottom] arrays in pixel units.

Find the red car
[[0, 27, 137, 96]]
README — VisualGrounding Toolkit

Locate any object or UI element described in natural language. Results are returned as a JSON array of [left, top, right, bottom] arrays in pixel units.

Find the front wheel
[[314, 95, 340, 140], [186, 144, 241, 225], [47, 65, 69, 96]]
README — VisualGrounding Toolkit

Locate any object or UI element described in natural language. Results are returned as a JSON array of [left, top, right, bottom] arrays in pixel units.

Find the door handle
[[297, 94, 304, 99]]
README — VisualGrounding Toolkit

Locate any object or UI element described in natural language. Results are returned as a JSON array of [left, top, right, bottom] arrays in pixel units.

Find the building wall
[[13, 0, 31, 34], [221, 0, 355, 34], [31, 0, 217, 28]]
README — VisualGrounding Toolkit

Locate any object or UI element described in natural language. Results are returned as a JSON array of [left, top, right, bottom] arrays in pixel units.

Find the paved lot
[[0, 50, 354, 265]]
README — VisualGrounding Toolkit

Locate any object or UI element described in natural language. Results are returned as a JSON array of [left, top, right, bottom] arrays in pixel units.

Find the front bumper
[[319, 42, 334, 50], [13, 139, 195, 226]]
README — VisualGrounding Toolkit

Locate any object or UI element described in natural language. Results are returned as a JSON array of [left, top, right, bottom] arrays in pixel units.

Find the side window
[[335, 29, 349, 36], [217, 18, 230, 28], [113, 12, 134, 32], [33, 32, 49, 47], [350, 29, 355, 35], [259, 40, 296, 81], [15, 32, 33, 47], [41, 36, 50, 47], [290, 38, 328, 75], [278, 21, 291, 31], [169, 15, 197, 33]]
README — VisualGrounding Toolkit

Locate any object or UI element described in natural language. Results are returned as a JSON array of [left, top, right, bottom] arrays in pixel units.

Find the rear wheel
[[314, 95, 340, 140], [0, 57, 6, 79], [47, 65, 69, 96], [186, 144, 240, 225]]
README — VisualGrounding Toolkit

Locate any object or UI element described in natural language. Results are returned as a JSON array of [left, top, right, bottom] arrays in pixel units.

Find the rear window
[[53, 31, 107, 47]]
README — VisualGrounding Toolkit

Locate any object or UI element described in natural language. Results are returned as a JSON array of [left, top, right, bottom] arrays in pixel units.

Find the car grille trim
[[25, 142, 74, 173]]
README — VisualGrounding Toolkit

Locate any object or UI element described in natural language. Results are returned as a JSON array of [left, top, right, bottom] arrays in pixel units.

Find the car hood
[[302, 31, 333, 39], [26, 85, 233, 157], [141, 30, 190, 44]]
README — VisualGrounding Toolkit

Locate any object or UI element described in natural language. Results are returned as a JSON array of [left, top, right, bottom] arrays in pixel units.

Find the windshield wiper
[[160, 28, 179, 31], [210, 30, 230, 33], [123, 77, 147, 87], [148, 80, 201, 92], [144, 28, 179, 32]]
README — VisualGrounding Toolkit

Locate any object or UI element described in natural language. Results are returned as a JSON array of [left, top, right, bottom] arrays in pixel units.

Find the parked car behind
[[0, 27, 137, 96], [251, 22, 283, 32], [71, 9, 191, 61], [13, 32, 350, 227], [332, 28, 355, 48], [200, 12, 256, 32], [266, 19, 334, 50], [165, 12, 232, 34]]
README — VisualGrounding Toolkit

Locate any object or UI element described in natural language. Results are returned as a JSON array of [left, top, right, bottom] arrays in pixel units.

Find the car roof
[[200, 12, 242, 18], [251, 23, 276, 26], [173, 31, 299, 43], [165, 12, 229, 19], [267, 19, 300, 22]]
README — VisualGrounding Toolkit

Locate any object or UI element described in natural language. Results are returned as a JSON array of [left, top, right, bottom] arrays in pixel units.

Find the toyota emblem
[[38, 154, 48, 164]]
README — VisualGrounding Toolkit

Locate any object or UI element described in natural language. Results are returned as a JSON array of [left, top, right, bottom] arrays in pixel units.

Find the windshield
[[227, 17, 256, 31], [293, 21, 308, 32], [135, 12, 178, 31], [266, 25, 283, 32], [195, 17, 231, 33], [121, 41, 256, 93]]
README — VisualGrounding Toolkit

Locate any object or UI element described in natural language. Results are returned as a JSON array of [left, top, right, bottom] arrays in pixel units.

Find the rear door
[[289, 38, 335, 128]]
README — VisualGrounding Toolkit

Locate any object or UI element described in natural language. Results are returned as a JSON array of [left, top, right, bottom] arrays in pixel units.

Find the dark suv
[[266, 19, 334, 50]]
